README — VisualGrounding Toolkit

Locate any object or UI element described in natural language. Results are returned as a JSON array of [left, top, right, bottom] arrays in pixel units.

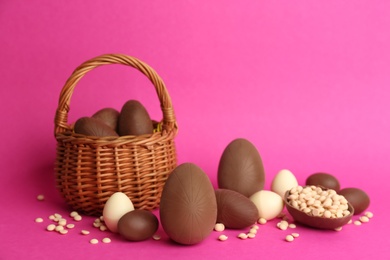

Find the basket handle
[[54, 54, 177, 135]]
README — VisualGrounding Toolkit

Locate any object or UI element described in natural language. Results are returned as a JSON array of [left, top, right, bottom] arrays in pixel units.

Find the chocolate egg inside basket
[[284, 186, 354, 229], [54, 54, 178, 216]]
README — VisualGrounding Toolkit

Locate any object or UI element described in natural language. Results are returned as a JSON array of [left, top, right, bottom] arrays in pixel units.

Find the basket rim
[[54, 53, 178, 137], [55, 125, 177, 147]]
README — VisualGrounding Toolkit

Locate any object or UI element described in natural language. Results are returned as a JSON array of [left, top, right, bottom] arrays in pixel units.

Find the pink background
[[1, 0, 389, 259]]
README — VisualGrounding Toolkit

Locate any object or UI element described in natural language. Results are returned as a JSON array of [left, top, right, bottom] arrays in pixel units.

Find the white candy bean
[[285, 235, 294, 242], [214, 223, 225, 232], [218, 235, 228, 241]]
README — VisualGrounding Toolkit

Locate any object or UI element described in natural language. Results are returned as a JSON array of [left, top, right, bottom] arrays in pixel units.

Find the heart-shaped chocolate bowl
[[284, 186, 354, 229]]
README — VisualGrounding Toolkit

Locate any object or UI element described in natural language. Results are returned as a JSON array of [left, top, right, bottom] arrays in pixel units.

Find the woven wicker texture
[[54, 54, 178, 216]]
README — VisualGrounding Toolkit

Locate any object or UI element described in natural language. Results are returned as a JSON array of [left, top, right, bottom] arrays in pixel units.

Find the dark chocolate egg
[[338, 188, 370, 215], [117, 209, 159, 241], [92, 107, 120, 131], [159, 163, 217, 245], [218, 138, 265, 197], [74, 117, 119, 137], [117, 100, 154, 136], [215, 189, 259, 229], [306, 173, 341, 192], [284, 186, 354, 229]]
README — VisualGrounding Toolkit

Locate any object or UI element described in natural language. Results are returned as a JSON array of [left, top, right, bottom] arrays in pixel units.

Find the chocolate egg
[[117, 100, 154, 136], [117, 209, 159, 241], [92, 107, 120, 130], [338, 188, 370, 215], [215, 189, 259, 229], [249, 190, 284, 220], [218, 138, 265, 197], [159, 163, 217, 245], [74, 117, 119, 137], [306, 173, 341, 192], [271, 169, 298, 198], [284, 186, 354, 229], [103, 192, 134, 233]]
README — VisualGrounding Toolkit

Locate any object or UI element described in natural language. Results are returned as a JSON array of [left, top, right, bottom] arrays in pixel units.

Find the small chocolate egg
[[160, 163, 217, 245], [271, 169, 298, 198], [92, 107, 120, 130], [249, 190, 284, 220], [218, 138, 265, 197], [338, 188, 370, 215], [306, 172, 340, 192], [117, 100, 154, 136], [74, 117, 119, 137], [117, 210, 159, 241], [103, 192, 134, 233], [215, 189, 259, 229]]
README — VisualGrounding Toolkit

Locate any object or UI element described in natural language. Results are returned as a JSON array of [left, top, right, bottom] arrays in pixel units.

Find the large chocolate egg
[[338, 188, 370, 215], [215, 189, 259, 229], [74, 117, 119, 137], [92, 107, 120, 131], [218, 138, 265, 197], [117, 209, 159, 241], [117, 100, 154, 136], [159, 163, 217, 245], [306, 173, 341, 192]]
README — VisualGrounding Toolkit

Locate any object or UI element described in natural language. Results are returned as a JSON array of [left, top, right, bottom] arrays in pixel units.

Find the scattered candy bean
[[360, 216, 369, 223], [66, 224, 75, 229], [35, 218, 43, 223], [58, 219, 67, 226], [238, 233, 248, 239], [258, 218, 267, 224], [37, 195, 45, 201], [102, 238, 111, 243], [47, 224, 56, 231], [214, 223, 225, 232], [285, 235, 294, 242], [291, 233, 299, 238], [277, 221, 288, 230], [354, 220, 362, 226], [218, 235, 228, 241], [59, 229, 68, 235], [152, 234, 161, 241], [90, 238, 99, 244], [334, 227, 343, 231], [365, 211, 374, 219], [70, 211, 79, 218], [247, 233, 256, 239], [81, 230, 90, 235], [74, 215, 82, 221], [55, 225, 64, 232], [99, 225, 108, 231], [93, 222, 101, 228]]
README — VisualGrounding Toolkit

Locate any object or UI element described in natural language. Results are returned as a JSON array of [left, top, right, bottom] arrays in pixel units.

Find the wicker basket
[[54, 54, 178, 216]]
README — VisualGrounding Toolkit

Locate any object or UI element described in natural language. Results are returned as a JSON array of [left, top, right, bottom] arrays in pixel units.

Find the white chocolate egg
[[271, 169, 298, 198], [103, 192, 134, 233], [249, 190, 284, 220]]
